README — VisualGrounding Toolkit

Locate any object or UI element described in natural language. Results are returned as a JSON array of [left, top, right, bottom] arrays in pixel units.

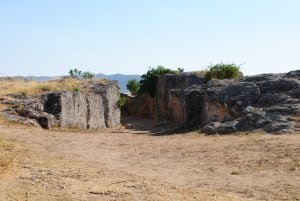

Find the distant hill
[[28, 76, 63, 81], [24, 74, 141, 92]]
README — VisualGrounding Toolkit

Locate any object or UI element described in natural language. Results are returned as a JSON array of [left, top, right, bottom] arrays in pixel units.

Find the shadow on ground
[[120, 116, 196, 136]]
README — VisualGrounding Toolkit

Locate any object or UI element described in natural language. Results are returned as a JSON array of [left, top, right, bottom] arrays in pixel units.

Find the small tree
[[177, 68, 184, 73], [82, 71, 95, 79], [205, 63, 242, 81], [126, 79, 140, 96], [68, 68, 95, 79], [68, 69, 74, 77], [69, 68, 82, 78], [116, 97, 128, 108], [139, 66, 177, 97]]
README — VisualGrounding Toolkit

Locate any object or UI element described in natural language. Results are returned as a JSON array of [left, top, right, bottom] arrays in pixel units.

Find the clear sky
[[0, 0, 299, 76]]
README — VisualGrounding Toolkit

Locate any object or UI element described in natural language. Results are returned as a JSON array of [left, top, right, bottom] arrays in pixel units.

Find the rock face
[[153, 70, 300, 134], [155, 73, 205, 125], [0, 81, 121, 129], [122, 93, 155, 118], [123, 72, 205, 120]]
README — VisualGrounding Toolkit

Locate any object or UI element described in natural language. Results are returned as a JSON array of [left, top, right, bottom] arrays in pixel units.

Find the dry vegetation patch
[[0, 138, 16, 175], [0, 77, 108, 97], [0, 77, 109, 126]]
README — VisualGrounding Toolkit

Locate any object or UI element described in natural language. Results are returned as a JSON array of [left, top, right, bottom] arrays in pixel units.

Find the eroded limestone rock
[[151, 70, 300, 134], [0, 81, 121, 130]]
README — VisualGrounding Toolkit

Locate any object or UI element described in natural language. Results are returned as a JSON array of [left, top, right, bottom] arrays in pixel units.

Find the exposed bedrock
[[42, 81, 121, 129], [155, 73, 205, 125], [153, 70, 300, 134], [121, 93, 155, 118], [1, 81, 121, 129]]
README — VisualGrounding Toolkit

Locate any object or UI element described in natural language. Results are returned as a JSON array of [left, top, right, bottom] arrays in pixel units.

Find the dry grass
[[0, 77, 108, 97], [189, 70, 208, 76], [0, 154, 12, 173], [0, 138, 15, 150], [0, 138, 16, 174], [0, 115, 21, 126]]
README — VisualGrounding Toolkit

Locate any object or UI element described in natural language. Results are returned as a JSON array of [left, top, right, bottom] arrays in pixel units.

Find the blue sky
[[0, 0, 299, 76]]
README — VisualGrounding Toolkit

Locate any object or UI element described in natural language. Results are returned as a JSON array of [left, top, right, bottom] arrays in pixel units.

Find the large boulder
[[0, 95, 59, 129], [155, 80, 261, 127], [236, 106, 271, 131], [244, 73, 284, 82], [0, 110, 42, 128], [55, 92, 106, 129], [258, 93, 290, 106], [0, 81, 121, 130], [284, 70, 300, 79], [151, 70, 300, 134], [264, 121, 296, 134], [256, 78, 299, 94], [205, 80, 261, 117], [16, 106, 59, 129], [41, 81, 121, 129], [92, 81, 121, 128], [201, 121, 239, 135]]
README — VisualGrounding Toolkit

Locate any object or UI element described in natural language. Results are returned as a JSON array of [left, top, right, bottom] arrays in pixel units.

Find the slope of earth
[[0, 118, 299, 201]]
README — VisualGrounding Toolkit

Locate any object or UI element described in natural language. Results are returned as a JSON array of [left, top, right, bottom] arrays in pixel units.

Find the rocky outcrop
[[121, 93, 155, 117], [155, 72, 205, 125], [153, 70, 300, 134], [202, 121, 239, 135], [123, 72, 205, 120], [0, 81, 121, 129]]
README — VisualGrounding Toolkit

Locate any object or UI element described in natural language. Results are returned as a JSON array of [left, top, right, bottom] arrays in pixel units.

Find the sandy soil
[[0, 117, 299, 201]]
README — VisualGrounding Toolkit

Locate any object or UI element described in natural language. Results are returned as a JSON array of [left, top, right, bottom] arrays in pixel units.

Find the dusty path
[[0, 119, 299, 200]]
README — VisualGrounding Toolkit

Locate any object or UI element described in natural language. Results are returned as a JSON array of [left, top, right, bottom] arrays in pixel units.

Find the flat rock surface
[[0, 118, 300, 201]]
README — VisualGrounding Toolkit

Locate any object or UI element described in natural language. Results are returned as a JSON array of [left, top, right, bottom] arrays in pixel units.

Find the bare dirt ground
[[0, 117, 299, 201]]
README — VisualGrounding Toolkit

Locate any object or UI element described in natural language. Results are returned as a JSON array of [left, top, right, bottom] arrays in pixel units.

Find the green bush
[[139, 66, 177, 97], [205, 63, 242, 81], [126, 79, 140, 96], [116, 97, 128, 108], [68, 68, 82, 78], [82, 71, 95, 79]]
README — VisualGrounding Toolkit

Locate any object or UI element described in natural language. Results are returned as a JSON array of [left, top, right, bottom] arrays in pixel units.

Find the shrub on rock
[[205, 63, 242, 81], [139, 66, 177, 97], [126, 79, 140, 96]]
